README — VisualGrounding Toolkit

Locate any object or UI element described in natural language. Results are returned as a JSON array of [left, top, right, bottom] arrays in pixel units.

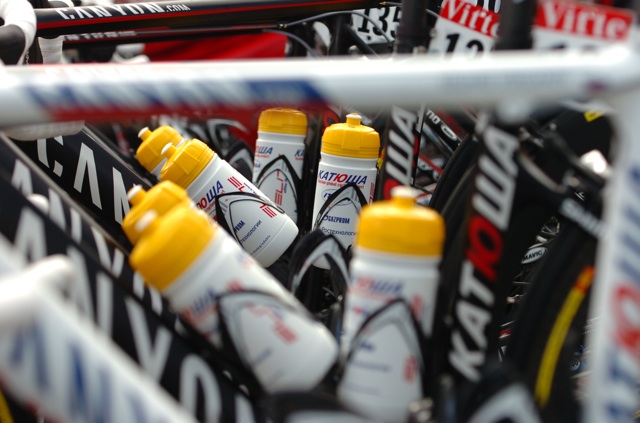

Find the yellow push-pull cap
[[355, 186, 445, 256], [321, 113, 380, 159], [129, 207, 216, 292], [136, 126, 184, 172], [122, 181, 193, 244], [258, 108, 308, 135], [160, 139, 215, 189]]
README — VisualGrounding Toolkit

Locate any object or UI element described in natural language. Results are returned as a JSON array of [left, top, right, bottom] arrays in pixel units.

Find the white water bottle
[[253, 108, 307, 223], [129, 206, 338, 393], [341, 186, 445, 348], [337, 186, 445, 422], [136, 126, 187, 178], [311, 113, 379, 268], [160, 138, 298, 267]]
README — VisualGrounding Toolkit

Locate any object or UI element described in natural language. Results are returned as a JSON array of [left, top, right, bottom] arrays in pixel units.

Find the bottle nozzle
[[162, 143, 178, 159], [135, 210, 159, 237], [345, 113, 362, 127], [138, 127, 152, 141], [127, 185, 147, 206], [390, 185, 418, 207]]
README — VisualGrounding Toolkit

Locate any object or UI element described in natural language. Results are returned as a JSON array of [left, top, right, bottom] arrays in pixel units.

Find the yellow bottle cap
[[129, 207, 216, 292], [160, 139, 215, 189], [122, 181, 193, 244], [136, 126, 183, 172], [321, 113, 380, 159], [355, 186, 445, 256], [258, 108, 308, 135]]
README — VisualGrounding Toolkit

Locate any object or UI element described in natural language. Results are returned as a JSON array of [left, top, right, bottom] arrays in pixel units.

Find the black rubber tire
[[505, 221, 597, 423]]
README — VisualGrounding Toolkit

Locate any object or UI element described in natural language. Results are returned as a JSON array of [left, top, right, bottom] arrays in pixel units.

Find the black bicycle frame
[[12, 126, 153, 253], [0, 161, 264, 422], [430, 105, 613, 413], [35, 0, 382, 38], [374, 0, 431, 201]]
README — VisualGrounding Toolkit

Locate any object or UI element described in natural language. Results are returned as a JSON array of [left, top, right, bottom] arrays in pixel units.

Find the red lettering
[[226, 280, 243, 292], [336, 174, 347, 183], [356, 277, 373, 290], [535, 0, 632, 40], [441, 0, 466, 20], [440, 0, 499, 37], [613, 284, 640, 353], [274, 321, 297, 343], [198, 198, 207, 209], [466, 214, 502, 281], [410, 295, 423, 320], [404, 355, 418, 382]]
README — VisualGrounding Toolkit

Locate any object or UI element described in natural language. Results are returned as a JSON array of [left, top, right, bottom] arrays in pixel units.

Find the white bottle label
[[253, 143, 305, 179], [216, 193, 291, 258], [191, 160, 262, 220], [338, 301, 423, 423], [189, 159, 297, 266], [218, 292, 338, 393], [343, 259, 438, 349], [253, 136, 305, 223], [312, 165, 376, 250], [168, 235, 297, 347]]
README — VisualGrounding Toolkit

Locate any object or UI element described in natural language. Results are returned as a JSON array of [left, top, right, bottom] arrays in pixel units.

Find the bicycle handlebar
[[0, 0, 36, 65]]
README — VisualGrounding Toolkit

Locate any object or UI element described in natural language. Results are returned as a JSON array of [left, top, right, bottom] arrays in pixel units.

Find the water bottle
[[160, 138, 298, 267], [122, 181, 193, 245], [311, 113, 379, 267], [341, 186, 445, 348], [129, 206, 338, 393], [337, 186, 445, 423], [136, 126, 186, 178], [253, 108, 307, 223]]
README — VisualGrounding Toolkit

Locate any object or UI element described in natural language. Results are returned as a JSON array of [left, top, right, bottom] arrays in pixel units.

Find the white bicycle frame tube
[[0, 44, 639, 422], [0, 262, 198, 423], [0, 46, 638, 127], [585, 90, 640, 423]]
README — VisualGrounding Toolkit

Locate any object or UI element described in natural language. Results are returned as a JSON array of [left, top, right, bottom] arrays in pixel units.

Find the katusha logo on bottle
[[353, 277, 403, 298], [256, 146, 273, 157], [318, 170, 368, 186], [198, 180, 225, 211]]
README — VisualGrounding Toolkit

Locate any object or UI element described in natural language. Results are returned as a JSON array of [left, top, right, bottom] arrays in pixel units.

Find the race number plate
[[351, 6, 401, 45], [533, 0, 635, 50], [429, 0, 498, 56]]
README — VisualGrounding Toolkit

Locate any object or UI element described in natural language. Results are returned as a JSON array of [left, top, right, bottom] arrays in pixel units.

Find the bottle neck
[[352, 246, 440, 265], [319, 152, 378, 168], [257, 131, 306, 144]]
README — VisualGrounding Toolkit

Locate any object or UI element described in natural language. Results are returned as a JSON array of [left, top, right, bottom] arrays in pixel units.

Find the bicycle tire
[[429, 134, 478, 213], [505, 218, 598, 422]]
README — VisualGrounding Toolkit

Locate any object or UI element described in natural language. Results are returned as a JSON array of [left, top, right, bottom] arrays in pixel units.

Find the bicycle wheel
[[505, 218, 598, 422]]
